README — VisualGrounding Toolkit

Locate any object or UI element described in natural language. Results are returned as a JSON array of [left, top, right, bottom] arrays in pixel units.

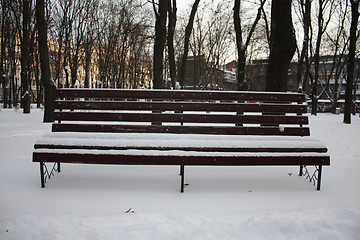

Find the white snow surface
[[36, 132, 327, 150], [1, 108, 360, 239]]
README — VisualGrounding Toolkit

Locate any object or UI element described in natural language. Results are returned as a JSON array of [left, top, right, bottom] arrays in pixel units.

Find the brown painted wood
[[33, 152, 330, 166], [34, 143, 329, 153], [54, 101, 307, 114], [52, 124, 310, 136], [54, 112, 309, 125], [56, 89, 306, 102]]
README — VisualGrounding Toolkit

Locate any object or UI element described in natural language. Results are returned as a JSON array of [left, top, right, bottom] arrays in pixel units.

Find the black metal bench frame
[[33, 89, 330, 192]]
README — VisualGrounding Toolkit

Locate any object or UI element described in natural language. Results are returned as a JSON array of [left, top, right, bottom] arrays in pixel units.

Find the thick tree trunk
[[233, 0, 246, 91], [153, 0, 168, 89], [265, 0, 296, 92], [344, 0, 359, 124], [36, 0, 56, 122], [178, 0, 201, 88], [21, 0, 31, 113], [167, 0, 177, 88]]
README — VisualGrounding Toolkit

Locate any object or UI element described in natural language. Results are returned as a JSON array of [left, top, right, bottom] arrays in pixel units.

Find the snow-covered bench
[[33, 89, 330, 192]]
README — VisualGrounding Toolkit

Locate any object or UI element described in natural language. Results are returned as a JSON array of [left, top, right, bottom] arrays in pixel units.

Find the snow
[[35, 132, 327, 151], [1, 108, 360, 239]]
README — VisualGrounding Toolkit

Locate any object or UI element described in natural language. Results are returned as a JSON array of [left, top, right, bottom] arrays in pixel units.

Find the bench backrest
[[53, 89, 309, 136]]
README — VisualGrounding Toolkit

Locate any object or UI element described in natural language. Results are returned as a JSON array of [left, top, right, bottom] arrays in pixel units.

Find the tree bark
[[36, 0, 56, 122], [21, 0, 31, 113], [265, 0, 296, 92], [1, 0, 8, 108], [153, 0, 168, 89], [344, 0, 359, 124], [311, 0, 324, 115], [84, 39, 92, 88], [296, 0, 311, 93], [167, 0, 177, 88], [233, 0, 246, 91], [178, 0, 201, 88]]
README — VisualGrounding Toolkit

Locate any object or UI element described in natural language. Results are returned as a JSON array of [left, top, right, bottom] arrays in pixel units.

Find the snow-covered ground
[[0, 108, 359, 239]]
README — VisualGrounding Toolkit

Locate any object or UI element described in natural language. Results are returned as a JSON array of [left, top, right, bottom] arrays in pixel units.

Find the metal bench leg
[[299, 165, 303, 176], [180, 164, 184, 176], [40, 162, 45, 188], [39, 162, 61, 188], [180, 165, 185, 193], [317, 165, 322, 191], [301, 165, 323, 190]]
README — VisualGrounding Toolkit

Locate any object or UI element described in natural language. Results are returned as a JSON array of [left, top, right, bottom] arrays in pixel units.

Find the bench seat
[[34, 132, 329, 166], [34, 132, 328, 153]]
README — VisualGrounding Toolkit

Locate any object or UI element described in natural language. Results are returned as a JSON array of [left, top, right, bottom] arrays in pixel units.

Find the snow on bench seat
[[34, 132, 328, 153]]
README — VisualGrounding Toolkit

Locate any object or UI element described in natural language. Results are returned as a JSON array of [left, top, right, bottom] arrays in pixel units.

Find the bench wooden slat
[[52, 123, 310, 136], [33, 151, 330, 166], [54, 101, 307, 114], [54, 112, 309, 125], [56, 89, 306, 102], [34, 143, 328, 153]]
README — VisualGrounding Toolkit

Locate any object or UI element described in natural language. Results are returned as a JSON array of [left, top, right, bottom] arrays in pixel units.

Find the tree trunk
[[234, 0, 266, 91], [331, 73, 340, 114], [84, 38, 92, 88], [344, 0, 359, 124], [233, 0, 246, 91], [36, 0, 56, 122], [167, 0, 177, 88], [10, 35, 16, 107], [34, 50, 41, 108], [178, 0, 201, 88], [1, 0, 8, 108], [21, 0, 31, 113], [296, 0, 311, 93], [153, 0, 168, 89], [312, 2, 324, 116], [265, 0, 296, 92]]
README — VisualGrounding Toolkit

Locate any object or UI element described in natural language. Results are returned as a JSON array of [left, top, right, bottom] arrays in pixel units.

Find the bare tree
[[175, 1, 233, 89], [295, 0, 312, 93], [234, 0, 267, 91], [93, 1, 151, 89], [178, 0, 200, 88], [310, 0, 336, 115], [50, 0, 77, 88], [167, 0, 177, 88], [21, 0, 32, 113], [36, 0, 56, 122], [323, 0, 350, 113], [265, 0, 296, 92], [152, 0, 168, 89], [344, 0, 359, 124], [83, 1, 98, 88], [68, 0, 95, 87], [1, 0, 9, 108], [2, 1, 20, 107]]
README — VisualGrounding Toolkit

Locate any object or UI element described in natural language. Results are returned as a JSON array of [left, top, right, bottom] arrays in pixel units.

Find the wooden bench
[[33, 89, 330, 192]]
